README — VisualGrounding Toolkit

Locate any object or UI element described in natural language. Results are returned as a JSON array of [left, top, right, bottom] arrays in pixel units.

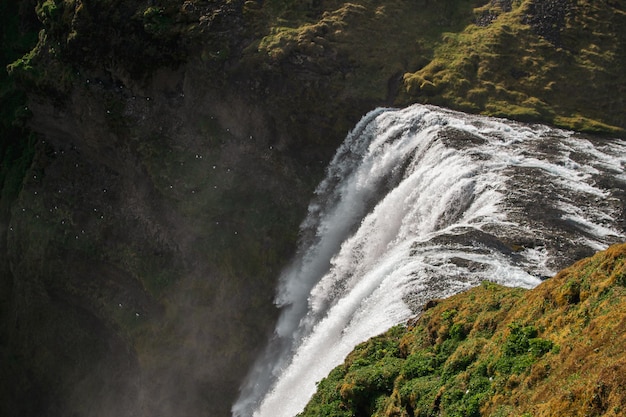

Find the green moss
[[398, 0, 626, 134], [36, 0, 61, 25], [340, 357, 403, 413]]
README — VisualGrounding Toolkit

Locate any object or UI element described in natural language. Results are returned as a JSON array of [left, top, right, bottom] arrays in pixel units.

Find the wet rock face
[[5, 56, 324, 415]]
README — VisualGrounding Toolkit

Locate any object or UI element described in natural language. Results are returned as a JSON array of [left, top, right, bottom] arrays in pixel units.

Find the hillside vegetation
[[300, 243, 626, 417], [236, 0, 626, 135]]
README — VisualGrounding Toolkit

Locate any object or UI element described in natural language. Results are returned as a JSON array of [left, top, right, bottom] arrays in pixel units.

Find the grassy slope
[[239, 0, 626, 135], [300, 243, 626, 417], [401, 0, 626, 134]]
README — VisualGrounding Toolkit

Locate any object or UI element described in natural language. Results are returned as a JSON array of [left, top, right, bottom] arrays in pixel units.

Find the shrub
[[401, 352, 436, 379], [502, 322, 538, 356], [528, 338, 553, 357], [340, 357, 402, 414], [450, 322, 468, 340]]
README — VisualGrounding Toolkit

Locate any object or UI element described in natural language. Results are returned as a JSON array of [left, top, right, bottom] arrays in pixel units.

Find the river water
[[232, 104, 626, 417]]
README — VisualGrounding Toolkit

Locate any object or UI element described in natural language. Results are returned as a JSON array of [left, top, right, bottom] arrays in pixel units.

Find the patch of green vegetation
[[492, 322, 553, 375], [399, 0, 626, 134], [35, 0, 62, 31]]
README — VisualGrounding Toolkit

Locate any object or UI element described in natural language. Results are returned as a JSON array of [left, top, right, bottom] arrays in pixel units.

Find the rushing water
[[232, 104, 626, 417]]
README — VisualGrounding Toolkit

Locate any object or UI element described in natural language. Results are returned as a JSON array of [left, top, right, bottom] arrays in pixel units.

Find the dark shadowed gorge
[[1, 0, 625, 416]]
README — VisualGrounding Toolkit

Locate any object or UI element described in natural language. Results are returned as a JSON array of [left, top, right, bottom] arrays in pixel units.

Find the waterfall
[[232, 104, 626, 417]]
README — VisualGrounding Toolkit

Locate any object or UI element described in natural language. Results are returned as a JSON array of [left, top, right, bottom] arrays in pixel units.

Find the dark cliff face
[[2, 2, 328, 416], [4, 57, 322, 417], [2, 0, 626, 416]]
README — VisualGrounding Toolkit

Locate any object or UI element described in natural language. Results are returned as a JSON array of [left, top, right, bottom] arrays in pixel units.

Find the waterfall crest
[[232, 104, 626, 417]]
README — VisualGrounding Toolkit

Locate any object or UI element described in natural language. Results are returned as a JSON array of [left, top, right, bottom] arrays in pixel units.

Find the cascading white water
[[232, 104, 626, 417]]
